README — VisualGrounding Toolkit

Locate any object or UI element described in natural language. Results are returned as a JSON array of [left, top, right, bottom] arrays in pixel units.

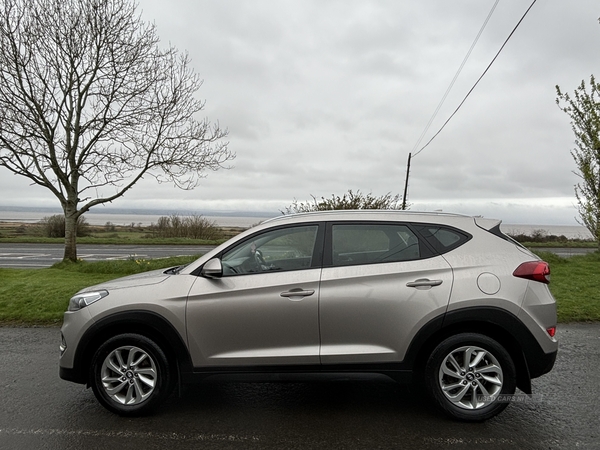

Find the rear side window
[[414, 225, 471, 254], [330, 223, 427, 266]]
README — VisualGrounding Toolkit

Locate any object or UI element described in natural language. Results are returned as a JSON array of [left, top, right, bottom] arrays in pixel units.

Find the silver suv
[[59, 211, 557, 421]]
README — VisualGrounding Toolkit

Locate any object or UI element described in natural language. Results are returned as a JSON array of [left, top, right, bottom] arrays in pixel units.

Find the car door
[[186, 224, 324, 367], [319, 222, 453, 364]]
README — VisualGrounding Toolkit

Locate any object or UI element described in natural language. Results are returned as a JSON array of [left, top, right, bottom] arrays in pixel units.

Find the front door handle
[[406, 279, 443, 289], [280, 288, 315, 300]]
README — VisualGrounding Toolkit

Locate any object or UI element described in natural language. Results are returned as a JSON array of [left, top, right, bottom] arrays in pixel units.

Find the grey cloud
[[3, 0, 599, 226]]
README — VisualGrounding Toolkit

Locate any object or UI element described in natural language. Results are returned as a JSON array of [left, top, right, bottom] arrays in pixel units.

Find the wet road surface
[[0, 324, 598, 449]]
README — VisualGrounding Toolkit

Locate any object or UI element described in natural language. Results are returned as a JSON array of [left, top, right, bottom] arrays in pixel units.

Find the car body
[[59, 210, 557, 420]]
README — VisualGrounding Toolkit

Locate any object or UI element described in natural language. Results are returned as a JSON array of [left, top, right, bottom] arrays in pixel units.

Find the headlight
[[68, 290, 109, 311]]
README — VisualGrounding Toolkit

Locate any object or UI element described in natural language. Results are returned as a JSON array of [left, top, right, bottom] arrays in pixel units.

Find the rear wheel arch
[[406, 309, 533, 394]]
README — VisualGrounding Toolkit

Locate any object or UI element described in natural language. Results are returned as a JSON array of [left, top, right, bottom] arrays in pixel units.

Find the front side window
[[221, 225, 319, 275], [331, 223, 423, 266]]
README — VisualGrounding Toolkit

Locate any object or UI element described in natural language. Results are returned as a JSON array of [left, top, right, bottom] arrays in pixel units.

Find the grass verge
[[0, 252, 598, 326], [534, 251, 600, 322], [0, 255, 199, 326]]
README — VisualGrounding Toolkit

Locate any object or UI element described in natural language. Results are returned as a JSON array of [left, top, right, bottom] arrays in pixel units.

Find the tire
[[424, 333, 516, 422], [89, 333, 173, 416]]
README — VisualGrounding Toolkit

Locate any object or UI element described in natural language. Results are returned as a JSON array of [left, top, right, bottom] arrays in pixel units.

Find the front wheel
[[89, 333, 172, 416], [425, 333, 516, 421]]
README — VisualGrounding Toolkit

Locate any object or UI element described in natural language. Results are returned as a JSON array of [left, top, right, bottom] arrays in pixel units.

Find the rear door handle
[[406, 279, 443, 289], [280, 288, 315, 300]]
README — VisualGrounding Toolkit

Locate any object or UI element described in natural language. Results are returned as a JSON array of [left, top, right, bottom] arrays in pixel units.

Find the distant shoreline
[[0, 208, 593, 239], [0, 209, 277, 229]]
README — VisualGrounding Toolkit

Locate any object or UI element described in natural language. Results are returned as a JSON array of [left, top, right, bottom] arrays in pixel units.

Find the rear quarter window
[[414, 225, 471, 254]]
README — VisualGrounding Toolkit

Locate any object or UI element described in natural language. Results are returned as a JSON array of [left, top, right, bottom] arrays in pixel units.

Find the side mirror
[[200, 258, 223, 279]]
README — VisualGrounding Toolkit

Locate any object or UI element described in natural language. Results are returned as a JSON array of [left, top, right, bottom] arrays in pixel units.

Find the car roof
[[260, 210, 483, 226]]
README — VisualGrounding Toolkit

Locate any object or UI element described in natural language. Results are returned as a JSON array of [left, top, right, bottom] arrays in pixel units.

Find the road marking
[[0, 253, 51, 259], [78, 254, 135, 259], [424, 438, 515, 445], [423, 437, 589, 447], [0, 428, 260, 443]]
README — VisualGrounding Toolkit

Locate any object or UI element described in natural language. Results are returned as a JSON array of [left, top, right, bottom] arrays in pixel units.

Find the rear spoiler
[[474, 217, 529, 250], [474, 217, 502, 231]]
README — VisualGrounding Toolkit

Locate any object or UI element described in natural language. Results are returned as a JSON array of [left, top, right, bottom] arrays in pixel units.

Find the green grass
[[534, 251, 600, 322], [1, 252, 599, 326], [0, 255, 199, 326]]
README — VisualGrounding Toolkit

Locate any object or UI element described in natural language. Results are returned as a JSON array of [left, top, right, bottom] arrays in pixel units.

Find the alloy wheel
[[438, 345, 504, 410], [100, 345, 158, 405]]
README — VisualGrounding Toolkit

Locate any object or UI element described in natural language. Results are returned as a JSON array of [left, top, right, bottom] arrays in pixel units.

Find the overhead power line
[[410, 0, 500, 155], [401, 0, 538, 209], [413, 0, 538, 158]]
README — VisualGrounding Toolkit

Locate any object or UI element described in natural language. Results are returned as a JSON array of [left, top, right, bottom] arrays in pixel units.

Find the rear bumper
[[60, 366, 86, 385], [528, 348, 557, 379]]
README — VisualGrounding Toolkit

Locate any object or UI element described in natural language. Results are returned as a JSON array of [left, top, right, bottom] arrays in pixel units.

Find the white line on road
[[0, 253, 51, 259], [0, 428, 260, 443]]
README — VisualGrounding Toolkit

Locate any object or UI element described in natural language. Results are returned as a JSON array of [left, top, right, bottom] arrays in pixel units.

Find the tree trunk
[[63, 207, 79, 262]]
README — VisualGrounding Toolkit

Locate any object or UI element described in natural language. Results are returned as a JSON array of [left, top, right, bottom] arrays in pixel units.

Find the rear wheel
[[425, 333, 516, 421], [89, 333, 172, 416]]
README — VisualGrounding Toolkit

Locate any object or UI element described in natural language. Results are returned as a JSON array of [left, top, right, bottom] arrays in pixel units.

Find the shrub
[[508, 230, 583, 244], [152, 214, 222, 240], [283, 189, 401, 214], [39, 215, 89, 238]]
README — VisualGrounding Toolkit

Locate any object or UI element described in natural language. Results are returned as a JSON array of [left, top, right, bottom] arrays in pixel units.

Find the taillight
[[546, 326, 556, 338], [513, 261, 550, 284]]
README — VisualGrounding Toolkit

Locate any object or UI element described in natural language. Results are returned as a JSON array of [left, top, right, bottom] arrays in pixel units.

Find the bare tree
[[0, 0, 233, 261], [556, 76, 600, 249]]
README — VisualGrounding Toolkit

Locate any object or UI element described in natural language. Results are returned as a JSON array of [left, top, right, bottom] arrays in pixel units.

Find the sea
[[0, 206, 275, 229], [0, 206, 594, 239]]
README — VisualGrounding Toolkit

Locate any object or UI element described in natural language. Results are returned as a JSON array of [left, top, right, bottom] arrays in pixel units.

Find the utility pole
[[401, 152, 411, 210]]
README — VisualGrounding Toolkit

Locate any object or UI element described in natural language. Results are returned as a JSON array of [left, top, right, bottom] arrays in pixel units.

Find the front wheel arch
[[72, 311, 192, 386]]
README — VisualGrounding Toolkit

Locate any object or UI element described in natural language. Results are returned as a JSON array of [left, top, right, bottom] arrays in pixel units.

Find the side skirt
[[182, 364, 413, 384]]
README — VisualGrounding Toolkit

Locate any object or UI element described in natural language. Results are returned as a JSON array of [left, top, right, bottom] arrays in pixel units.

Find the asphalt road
[[0, 243, 215, 268], [0, 243, 596, 269], [535, 247, 597, 258], [0, 324, 598, 449]]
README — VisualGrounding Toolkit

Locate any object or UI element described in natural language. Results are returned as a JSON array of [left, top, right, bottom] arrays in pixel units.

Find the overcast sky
[[2, 0, 599, 224]]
